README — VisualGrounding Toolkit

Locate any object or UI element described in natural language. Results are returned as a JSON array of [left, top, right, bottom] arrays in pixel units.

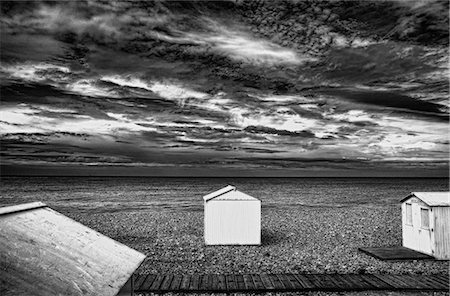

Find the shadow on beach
[[261, 228, 286, 246]]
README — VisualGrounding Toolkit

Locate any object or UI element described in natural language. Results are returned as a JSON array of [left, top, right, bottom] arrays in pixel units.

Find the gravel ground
[[67, 205, 449, 276], [136, 293, 448, 296]]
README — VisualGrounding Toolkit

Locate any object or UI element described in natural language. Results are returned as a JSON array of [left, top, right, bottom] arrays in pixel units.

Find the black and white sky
[[1, 0, 449, 176]]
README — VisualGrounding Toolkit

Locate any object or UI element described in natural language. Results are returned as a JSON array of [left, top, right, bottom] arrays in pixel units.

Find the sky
[[0, 1, 449, 177]]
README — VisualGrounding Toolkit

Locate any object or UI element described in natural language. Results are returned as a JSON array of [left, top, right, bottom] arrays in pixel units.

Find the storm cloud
[[0, 0, 448, 176]]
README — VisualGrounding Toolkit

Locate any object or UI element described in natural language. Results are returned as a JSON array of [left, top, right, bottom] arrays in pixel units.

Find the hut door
[[418, 207, 432, 255]]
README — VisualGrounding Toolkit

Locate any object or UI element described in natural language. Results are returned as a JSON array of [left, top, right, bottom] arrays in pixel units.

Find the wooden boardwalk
[[134, 273, 449, 293], [359, 247, 436, 260]]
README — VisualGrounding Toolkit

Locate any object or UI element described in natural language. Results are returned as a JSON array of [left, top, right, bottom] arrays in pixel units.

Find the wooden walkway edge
[[134, 273, 449, 293]]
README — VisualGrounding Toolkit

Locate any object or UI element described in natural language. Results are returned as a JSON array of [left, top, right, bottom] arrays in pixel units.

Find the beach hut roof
[[203, 185, 259, 202], [400, 192, 450, 207], [0, 202, 145, 296]]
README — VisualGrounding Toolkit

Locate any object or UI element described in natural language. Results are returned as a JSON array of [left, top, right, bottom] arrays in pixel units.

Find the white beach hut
[[0, 202, 146, 296], [204, 185, 261, 245], [400, 192, 450, 260]]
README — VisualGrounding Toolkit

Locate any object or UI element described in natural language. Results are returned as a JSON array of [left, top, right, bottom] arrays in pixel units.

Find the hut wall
[[204, 200, 261, 245], [402, 197, 432, 255], [433, 206, 450, 260]]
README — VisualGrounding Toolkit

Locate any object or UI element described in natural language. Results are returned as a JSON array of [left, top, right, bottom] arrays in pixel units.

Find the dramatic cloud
[[0, 0, 448, 176]]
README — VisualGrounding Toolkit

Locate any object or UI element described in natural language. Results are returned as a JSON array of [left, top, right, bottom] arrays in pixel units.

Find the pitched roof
[[0, 202, 145, 296], [401, 192, 450, 206], [203, 185, 259, 202]]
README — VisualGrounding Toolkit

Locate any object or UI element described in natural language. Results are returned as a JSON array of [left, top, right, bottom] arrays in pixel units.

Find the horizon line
[[1, 175, 449, 178]]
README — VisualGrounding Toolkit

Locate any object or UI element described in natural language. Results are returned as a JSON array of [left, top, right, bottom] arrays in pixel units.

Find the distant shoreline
[[1, 175, 449, 179]]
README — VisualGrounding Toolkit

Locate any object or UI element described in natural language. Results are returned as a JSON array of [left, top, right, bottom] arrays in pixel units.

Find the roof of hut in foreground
[[0, 202, 145, 296]]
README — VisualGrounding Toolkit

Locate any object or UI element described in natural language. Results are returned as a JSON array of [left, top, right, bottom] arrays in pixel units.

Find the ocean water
[[0, 177, 448, 213]]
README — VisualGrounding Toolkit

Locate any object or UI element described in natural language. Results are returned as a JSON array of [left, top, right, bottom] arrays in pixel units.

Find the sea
[[0, 177, 448, 213]]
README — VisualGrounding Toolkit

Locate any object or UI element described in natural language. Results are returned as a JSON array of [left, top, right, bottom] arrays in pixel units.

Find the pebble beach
[[69, 205, 448, 276], [1, 177, 448, 296]]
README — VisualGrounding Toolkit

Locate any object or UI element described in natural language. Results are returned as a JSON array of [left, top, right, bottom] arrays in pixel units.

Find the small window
[[406, 203, 412, 225], [421, 208, 430, 229]]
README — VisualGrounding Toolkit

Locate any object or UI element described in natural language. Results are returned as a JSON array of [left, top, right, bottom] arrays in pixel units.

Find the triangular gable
[[400, 192, 450, 207], [203, 185, 259, 202], [203, 185, 236, 201], [0, 202, 146, 296]]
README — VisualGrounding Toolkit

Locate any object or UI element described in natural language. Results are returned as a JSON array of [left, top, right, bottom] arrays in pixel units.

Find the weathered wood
[[149, 274, 165, 291], [188, 274, 200, 291], [343, 274, 374, 290], [326, 274, 352, 289], [359, 274, 395, 290], [135, 273, 449, 293], [251, 274, 265, 290], [269, 274, 284, 289], [199, 274, 212, 291], [421, 275, 449, 289], [225, 274, 237, 291], [139, 274, 156, 291], [293, 274, 316, 289], [179, 274, 191, 291], [359, 247, 435, 260], [286, 273, 304, 289], [260, 274, 275, 289], [276, 274, 294, 290], [159, 274, 173, 291], [1, 205, 146, 296], [0, 202, 47, 215], [169, 275, 182, 290], [243, 274, 256, 290], [433, 274, 449, 285], [306, 274, 337, 290], [217, 274, 226, 290], [236, 274, 246, 290], [133, 274, 147, 291]]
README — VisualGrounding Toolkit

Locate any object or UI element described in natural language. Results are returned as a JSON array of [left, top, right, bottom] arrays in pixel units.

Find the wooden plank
[[359, 274, 395, 290], [426, 274, 449, 286], [133, 274, 147, 291], [189, 274, 200, 291], [420, 275, 449, 289], [269, 274, 285, 289], [394, 275, 433, 290], [226, 274, 237, 291], [277, 274, 294, 290], [307, 274, 340, 290], [139, 274, 156, 291], [293, 274, 316, 289], [344, 274, 374, 290], [329, 274, 357, 290], [243, 274, 256, 290], [170, 274, 182, 290], [373, 274, 411, 289], [326, 274, 353, 290], [159, 274, 173, 291], [179, 274, 191, 291], [304, 274, 327, 289], [149, 274, 165, 290], [236, 274, 246, 290], [359, 247, 434, 260], [0, 202, 47, 215], [251, 274, 265, 290], [260, 274, 275, 290], [217, 274, 226, 290], [286, 273, 304, 289], [434, 274, 449, 284], [201, 274, 214, 291]]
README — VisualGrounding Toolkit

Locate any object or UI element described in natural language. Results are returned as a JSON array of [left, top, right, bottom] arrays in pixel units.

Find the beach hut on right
[[400, 192, 450, 260]]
